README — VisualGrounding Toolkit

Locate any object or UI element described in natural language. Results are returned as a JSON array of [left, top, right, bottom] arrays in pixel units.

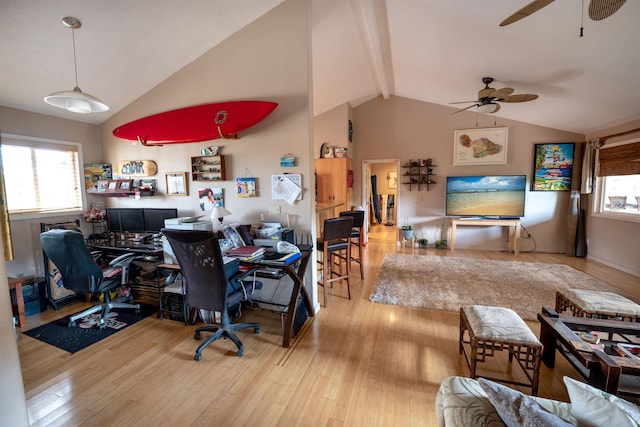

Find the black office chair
[[316, 216, 353, 307], [162, 229, 260, 360], [339, 210, 365, 280], [40, 229, 140, 329]]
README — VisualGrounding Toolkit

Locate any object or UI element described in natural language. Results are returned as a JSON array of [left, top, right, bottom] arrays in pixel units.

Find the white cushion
[[478, 378, 573, 427], [563, 376, 639, 426]]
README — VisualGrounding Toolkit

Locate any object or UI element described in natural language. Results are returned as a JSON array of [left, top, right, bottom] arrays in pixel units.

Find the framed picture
[[166, 172, 188, 196], [532, 143, 575, 191], [388, 171, 397, 189], [236, 177, 256, 198], [453, 127, 508, 166], [117, 179, 133, 191], [96, 180, 108, 192], [106, 179, 119, 192]]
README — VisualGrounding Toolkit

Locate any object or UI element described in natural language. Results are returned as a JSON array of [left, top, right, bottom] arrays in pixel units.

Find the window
[[594, 140, 640, 222], [1, 134, 84, 216]]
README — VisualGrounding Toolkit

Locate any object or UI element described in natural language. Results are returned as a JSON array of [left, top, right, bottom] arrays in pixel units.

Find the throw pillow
[[563, 376, 639, 426], [478, 378, 572, 427]]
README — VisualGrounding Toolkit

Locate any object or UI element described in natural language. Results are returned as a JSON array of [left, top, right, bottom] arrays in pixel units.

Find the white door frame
[[361, 158, 400, 244]]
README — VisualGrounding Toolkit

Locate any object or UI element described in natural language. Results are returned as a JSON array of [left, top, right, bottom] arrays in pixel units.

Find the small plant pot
[[417, 239, 428, 248], [402, 229, 414, 240]]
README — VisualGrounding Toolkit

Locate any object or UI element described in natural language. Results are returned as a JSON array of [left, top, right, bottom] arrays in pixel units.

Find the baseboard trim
[[587, 254, 640, 278]]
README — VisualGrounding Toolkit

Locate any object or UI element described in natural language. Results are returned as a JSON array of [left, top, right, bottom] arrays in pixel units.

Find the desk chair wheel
[[237, 348, 244, 357], [254, 325, 260, 334], [194, 353, 202, 361], [194, 331, 202, 340], [68, 320, 77, 328]]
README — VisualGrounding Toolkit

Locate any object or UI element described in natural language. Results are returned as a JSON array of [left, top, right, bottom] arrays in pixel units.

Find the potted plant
[[435, 239, 448, 249], [417, 238, 428, 248], [401, 225, 414, 240]]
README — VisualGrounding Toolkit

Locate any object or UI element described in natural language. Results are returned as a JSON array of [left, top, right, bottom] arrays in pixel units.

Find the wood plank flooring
[[18, 224, 640, 426]]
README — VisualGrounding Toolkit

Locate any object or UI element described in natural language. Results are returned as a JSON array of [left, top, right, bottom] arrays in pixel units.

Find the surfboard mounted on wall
[[112, 100, 278, 146]]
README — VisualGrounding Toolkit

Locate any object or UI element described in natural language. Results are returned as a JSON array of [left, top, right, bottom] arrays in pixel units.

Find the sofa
[[436, 376, 640, 427]]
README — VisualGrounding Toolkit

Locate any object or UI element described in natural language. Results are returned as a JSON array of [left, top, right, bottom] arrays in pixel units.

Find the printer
[[162, 217, 213, 263]]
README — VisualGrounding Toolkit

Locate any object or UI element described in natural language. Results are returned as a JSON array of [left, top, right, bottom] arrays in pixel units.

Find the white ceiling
[[1, 0, 639, 134]]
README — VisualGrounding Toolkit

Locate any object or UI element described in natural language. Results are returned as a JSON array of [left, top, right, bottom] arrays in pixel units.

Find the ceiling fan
[[500, 0, 626, 27], [450, 77, 538, 115]]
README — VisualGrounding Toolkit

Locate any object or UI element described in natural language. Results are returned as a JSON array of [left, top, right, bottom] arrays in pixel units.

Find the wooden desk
[[449, 218, 521, 255], [8, 277, 26, 328]]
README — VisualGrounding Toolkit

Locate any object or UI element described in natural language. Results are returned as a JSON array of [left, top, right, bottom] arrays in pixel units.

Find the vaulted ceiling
[[1, 0, 639, 134]]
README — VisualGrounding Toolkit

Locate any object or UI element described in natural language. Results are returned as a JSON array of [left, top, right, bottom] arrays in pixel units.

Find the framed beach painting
[[532, 143, 574, 191], [453, 127, 508, 166]]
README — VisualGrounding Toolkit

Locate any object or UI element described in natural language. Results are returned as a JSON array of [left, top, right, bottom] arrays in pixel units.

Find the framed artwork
[[388, 171, 397, 189], [106, 179, 119, 192], [166, 172, 188, 196], [84, 163, 112, 193], [532, 143, 575, 191], [453, 127, 508, 166], [96, 180, 108, 192], [117, 179, 133, 191], [236, 177, 256, 198]]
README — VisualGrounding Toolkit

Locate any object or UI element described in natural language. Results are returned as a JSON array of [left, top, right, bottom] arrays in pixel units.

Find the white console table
[[448, 218, 521, 256]]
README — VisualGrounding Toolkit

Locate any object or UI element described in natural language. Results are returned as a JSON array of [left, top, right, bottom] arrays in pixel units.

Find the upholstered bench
[[459, 305, 543, 396], [556, 289, 640, 322]]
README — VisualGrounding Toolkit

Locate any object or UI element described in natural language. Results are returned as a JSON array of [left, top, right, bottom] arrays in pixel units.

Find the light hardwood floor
[[18, 224, 640, 426]]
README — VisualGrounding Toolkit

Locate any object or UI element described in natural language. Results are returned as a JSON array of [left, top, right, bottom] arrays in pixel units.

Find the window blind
[[1, 135, 83, 215], [598, 141, 640, 177]]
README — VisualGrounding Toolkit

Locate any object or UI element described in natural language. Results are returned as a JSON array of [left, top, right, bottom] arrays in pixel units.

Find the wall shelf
[[191, 155, 226, 182], [402, 158, 436, 191]]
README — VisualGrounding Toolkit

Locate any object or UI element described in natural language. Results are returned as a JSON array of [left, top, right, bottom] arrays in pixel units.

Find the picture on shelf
[[84, 163, 112, 193], [106, 179, 119, 192], [117, 179, 133, 191]]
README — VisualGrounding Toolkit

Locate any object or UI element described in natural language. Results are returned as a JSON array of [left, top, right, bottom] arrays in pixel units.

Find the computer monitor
[[143, 208, 178, 233], [106, 208, 146, 233]]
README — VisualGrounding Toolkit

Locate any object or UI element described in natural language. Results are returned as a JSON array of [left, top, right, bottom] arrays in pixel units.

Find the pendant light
[[44, 17, 109, 114]]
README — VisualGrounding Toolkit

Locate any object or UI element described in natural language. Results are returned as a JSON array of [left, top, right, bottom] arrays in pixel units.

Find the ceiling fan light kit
[[44, 16, 109, 114]]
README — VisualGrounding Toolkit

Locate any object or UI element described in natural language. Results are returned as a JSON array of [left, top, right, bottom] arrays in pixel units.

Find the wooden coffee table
[[538, 306, 640, 397]]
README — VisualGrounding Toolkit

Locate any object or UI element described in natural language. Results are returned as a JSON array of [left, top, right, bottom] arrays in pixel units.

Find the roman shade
[[598, 141, 640, 177]]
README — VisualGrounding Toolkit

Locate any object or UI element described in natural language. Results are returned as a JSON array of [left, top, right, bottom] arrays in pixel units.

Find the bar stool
[[339, 210, 365, 280], [316, 216, 354, 307]]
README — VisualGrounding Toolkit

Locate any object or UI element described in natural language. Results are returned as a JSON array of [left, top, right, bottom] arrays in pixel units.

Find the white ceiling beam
[[349, 0, 393, 100]]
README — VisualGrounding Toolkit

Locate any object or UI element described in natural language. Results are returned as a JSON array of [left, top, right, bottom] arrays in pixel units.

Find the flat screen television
[[143, 208, 178, 233], [446, 175, 527, 218]]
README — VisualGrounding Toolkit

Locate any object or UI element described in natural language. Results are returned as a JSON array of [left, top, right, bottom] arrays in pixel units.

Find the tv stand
[[448, 218, 521, 256]]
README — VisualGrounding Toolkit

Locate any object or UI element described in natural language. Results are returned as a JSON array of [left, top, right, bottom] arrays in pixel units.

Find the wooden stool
[[459, 305, 543, 396], [556, 289, 640, 322]]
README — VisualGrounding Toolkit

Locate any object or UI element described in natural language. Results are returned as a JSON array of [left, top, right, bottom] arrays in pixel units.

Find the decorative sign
[[115, 160, 158, 177], [453, 127, 508, 166]]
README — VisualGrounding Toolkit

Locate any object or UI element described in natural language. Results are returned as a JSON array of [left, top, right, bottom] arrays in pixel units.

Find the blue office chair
[[162, 229, 261, 360], [40, 229, 140, 328]]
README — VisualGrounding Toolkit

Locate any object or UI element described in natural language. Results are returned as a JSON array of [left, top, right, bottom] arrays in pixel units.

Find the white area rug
[[369, 254, 618, 320]]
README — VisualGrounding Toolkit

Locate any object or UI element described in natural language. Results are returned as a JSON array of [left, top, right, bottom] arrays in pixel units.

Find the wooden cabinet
[[315, 157, 352, 214], [191, 155, 226, 182]]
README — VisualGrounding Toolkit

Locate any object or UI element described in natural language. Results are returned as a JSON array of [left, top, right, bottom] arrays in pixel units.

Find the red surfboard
[[112, 100, 278, 145]]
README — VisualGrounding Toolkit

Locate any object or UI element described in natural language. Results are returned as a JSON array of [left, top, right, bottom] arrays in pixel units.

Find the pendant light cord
[[71, 27, 79, 88]]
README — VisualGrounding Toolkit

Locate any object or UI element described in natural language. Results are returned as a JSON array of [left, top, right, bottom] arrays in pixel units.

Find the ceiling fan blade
[[501, 93, 539, 103], [500, 0, 555, 26], [450, 104, 478, 115], [492, 103, 501, 113], [492, 87, 515, 100], [449, 100, 480, 105], [478, 87, 496, 99], [589, 0, 626, 21]]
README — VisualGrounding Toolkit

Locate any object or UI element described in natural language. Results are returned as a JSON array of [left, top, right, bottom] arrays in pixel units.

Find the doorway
[[362, 159, 400, 245]]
